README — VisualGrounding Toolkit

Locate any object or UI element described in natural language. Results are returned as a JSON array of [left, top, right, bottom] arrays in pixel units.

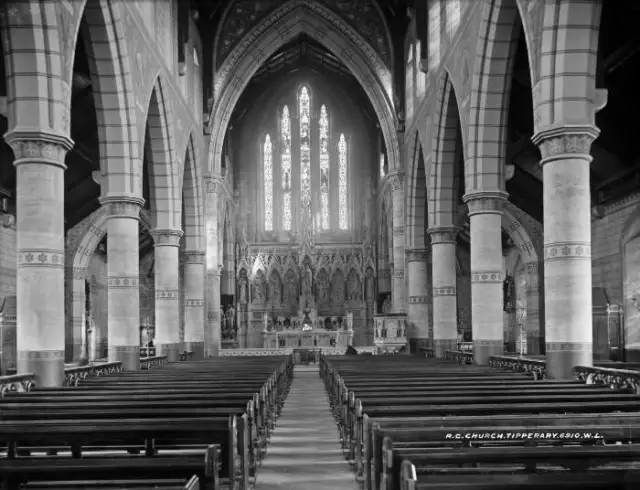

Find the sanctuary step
[[255, 365, 359, 490]]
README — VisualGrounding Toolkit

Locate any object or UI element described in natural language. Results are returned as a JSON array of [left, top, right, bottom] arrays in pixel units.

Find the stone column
[[524, 261, 542, 355], [429, 226, 459, 357], [150, 229, 183, 362], [69, 275, 87, 362], [7, 132, 73, 387], [532, 126, 598, 378], [205, 175, 222, 357], [101, 197, 144, 371], [406, 249, 431, 344], [463, 191, 507, 365], [390, 172, 406, 312], [183, 250, 205, 359]]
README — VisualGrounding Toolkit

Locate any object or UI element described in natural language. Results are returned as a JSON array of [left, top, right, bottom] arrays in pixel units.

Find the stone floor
[[255, 364, 359, 490]]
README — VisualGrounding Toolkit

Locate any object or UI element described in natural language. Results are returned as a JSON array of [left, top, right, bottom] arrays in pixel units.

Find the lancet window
[[338, 133, 348, 230], [281, 106, 292, 231], [263, 134, 273, 230], [319, 104, 330, 230]]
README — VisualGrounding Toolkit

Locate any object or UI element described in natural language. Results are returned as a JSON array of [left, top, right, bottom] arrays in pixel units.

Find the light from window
[[319, 104, 330, 230], [446, 0, 461, 39], [281, 105, 292, 231], [264, 134, 273, 231], [428, 0, 441, 71], [338, 133, 348, 230], [299, 86, 311, 213], [380, 152, 386, 179]]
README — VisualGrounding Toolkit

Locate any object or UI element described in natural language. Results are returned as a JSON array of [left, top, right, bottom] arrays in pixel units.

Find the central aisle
[[255, 364, 359, 490]]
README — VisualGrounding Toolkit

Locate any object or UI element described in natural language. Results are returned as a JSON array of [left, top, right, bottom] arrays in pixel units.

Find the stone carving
[[331, 270, 345, 303], [365, 268, 375, 302], [464, 192, 508, 216], [316, 269, 330, 306], [346, 269, 361, 301], [6, 137, 72, 165], [533, 128, 598, 160], [471, 271, 503, 284], [206, 175, 223, 195], [252, 270, 267, 305], [284, 269, 299, 307], [238, 269, 248, 304], [301, 262, 313, 298], [268, 270, 282, 305], [543, 241, 591, 261]]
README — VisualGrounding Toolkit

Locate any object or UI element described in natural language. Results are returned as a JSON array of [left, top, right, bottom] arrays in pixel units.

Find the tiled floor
[[255, 364, 359, 489]]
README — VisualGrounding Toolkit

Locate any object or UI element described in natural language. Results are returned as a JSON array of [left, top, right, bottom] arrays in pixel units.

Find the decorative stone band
[[207, 311, 219, 321], [183, 250, 206, 264], [471, 270, 502, 283], [463, 191, 508, 217], [17, 249, 65, 269], [406, 249, 430, 262], [427, 226, 458, 244], [18, 350, 65, 361], [150, 228, 184, 247], [433, 286, 456, 296], [107, 276, 139, 288], [408, 295, 429, 304], [546, 342, 593, 353], [185, 299, 205, 307], [544, 241, 591, 261], [393, 269, 404, 278], [205, 175, 224, 195], [4, 131, 73, 170], [71, 291, 85, 301], [155, 288, 180, 300], [474, 339, 503, 346], [532, 125, 599, 165], [99, 196, 145, 220], [392, 225, 405, 235]]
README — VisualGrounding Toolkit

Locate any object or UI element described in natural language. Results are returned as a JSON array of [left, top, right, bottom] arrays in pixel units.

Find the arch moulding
[[207, 0, 398, 179]]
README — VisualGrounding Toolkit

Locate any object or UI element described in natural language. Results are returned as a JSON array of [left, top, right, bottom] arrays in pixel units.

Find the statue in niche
[[301, 262, 313, 298], [332, 271, 345, 303], [382, 295, 392, 314], [269, 271, 282, 305], [365, 268, 375, 302], [252, 271, 267, 305], [238, 270, 248, 304], [283, 171, 291, 192], [284, 270, 298, 307], [346, 270, 361, 301], [316, 270, 330, 306]]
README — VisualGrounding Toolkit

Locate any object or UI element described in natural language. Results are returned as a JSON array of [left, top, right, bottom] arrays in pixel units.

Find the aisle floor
[[255, 364, 359, 489]]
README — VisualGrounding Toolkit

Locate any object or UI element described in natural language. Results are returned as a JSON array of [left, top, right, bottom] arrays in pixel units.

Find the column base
[[546, 343, 592, 380], [624, 349, 640, 362], [434, 339, 457, 358], [157, 342, 180, 362], [18, 350, 65, 388], [473, 340, 503, 365], [185, 341, 205, 360], [109, 345, 140, 371]]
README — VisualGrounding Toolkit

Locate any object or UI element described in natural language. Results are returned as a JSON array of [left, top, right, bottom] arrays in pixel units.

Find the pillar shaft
[[464, 192, 507, 365], [7, 133, 72, 387], [429, 227, 459, 357], [183, 250, 205, 360], [533, 126, 598, 379], [101, 197, 143, 371], [406, 249, 431, 346], [69, 277, 86, 362], [151, 229, 183, 362], [205, 176, 223, 357], [390, 172, 406, 312]]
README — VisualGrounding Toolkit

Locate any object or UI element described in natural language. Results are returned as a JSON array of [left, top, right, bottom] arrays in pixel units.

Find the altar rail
[[0, 373, 34, 396], [488, 355, 547, 380], [219, 346, 377, 357], [445, 350, 474, 365]]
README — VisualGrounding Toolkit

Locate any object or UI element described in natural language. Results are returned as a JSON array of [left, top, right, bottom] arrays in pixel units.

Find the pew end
[[400, 459, 417, 490]]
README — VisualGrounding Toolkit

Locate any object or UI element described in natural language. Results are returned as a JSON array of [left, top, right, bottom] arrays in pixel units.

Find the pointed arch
[[143, 76, 179, 229], [207, 1, 397, 180], [429, 72, 464, 229], [182, 131, 204, 252], [406, 131, 428, 249]]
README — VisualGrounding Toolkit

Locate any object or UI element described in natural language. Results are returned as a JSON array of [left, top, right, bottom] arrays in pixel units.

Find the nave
[[2, 352, 640, 489]]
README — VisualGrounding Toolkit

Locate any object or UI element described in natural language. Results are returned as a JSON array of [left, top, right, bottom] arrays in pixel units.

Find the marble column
[[7, 132, 72, 387], [205, 175, 223, 357], [463, 191, 507, 365], [150, 229, 183, 362], [390, 172, 406, 312], [524, 261, 542, 355], [100, 197, 144, 370], [406, 249, 431, 344], [183, 250, 206, 360], [428, 226, 459, 357], [532, 126, 598, 378], [69, 275, 87, 362]]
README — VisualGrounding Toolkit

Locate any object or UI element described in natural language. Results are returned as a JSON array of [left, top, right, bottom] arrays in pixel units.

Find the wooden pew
[[24, 475, 200, 490]]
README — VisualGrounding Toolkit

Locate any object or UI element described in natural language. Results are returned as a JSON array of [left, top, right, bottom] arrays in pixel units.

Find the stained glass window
[[281, 105, 292, 230], [299, 86, 311, 215], [263, 134, 273, 231], [319, 104, 330, 230], [380, 153, 386, 179], [428, 0, 441, 72], [338, 133, 348, 230]]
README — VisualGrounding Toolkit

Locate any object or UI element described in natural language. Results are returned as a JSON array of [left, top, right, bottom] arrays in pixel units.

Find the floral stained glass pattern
[[338, 133, 348, 230], [299, 86, 311, 213], [319, 104, 330, 230], [281, 106, 292, 230], [263, 134, 273, 230]]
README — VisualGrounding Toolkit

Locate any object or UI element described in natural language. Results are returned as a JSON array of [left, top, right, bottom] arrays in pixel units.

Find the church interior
[[1, 0, 640, 489]]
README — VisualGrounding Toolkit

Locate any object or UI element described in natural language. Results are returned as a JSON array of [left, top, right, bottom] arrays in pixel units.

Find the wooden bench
[[24, 475, 200, 490]]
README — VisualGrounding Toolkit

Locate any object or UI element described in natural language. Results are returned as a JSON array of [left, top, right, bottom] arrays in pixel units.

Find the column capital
[[4, 130, 74, 170], [462, 191, 508, 216], [99, 196, 145, 219], [207, 264, 223, 279], [406, 248, 430, 262], [205, 174, 224, 195], [531, 124, 599, 164], [150, 228, 183, 247], [427, 226, 458, 244], [183, 250, 206, 264], [387, 171, 405, 191]]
